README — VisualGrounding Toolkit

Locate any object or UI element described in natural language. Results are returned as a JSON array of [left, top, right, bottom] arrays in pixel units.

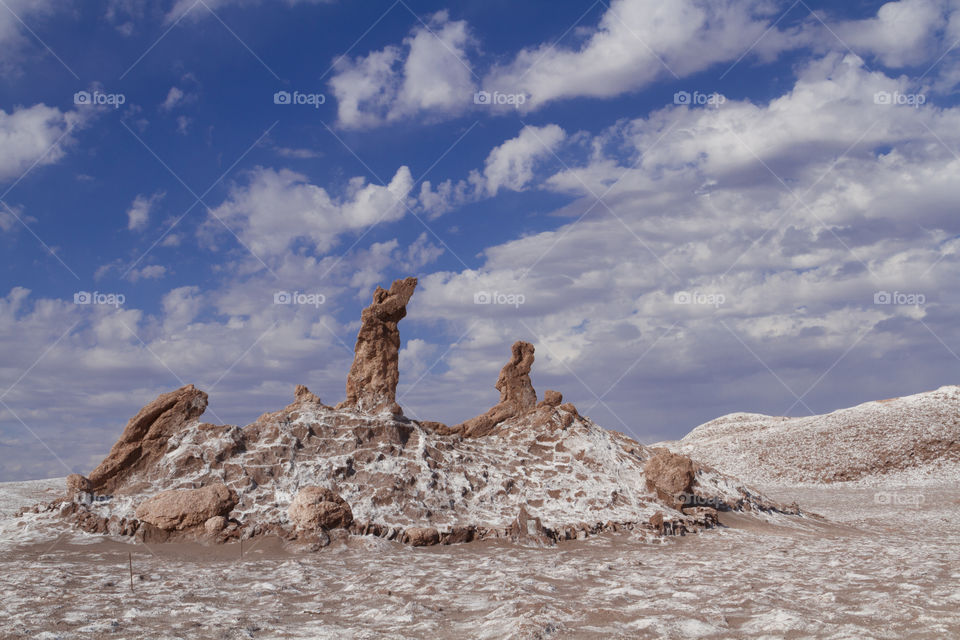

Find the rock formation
[[337, 277, 417, 416], [134, 484, 236, 532], [27, 276, 804, 550], [88, 384, 208, 493], [452, 341, 539, 437]]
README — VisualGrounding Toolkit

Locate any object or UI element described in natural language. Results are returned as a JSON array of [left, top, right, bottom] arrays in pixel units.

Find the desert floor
[[1, 479, 958, 639]]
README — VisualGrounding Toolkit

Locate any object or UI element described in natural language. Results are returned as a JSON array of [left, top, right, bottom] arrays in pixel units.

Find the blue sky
[[1, 0, 959, 480]]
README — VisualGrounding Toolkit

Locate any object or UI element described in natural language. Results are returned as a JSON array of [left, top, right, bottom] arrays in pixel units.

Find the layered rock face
[[337, 277, 418, 416], [37, 277, 802, 548], [88, 384, 208, 493]]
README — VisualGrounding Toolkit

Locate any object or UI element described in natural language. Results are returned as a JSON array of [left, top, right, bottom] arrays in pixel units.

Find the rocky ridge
[[659, 386, 960, 485], [22, 278, 800, 548]]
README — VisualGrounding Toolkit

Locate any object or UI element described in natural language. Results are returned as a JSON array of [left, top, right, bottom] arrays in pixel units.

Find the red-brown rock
[[645, 449, 697, 508], [135, 484, 236, 531], [66, 474, 92, 498], [88, 384, 209, 493], [288, 486, 354, 530], [538, 390, 563, 408], [453, 341, 539, 438], [403, 526, 440, 546], [337, 278, 417, 415]]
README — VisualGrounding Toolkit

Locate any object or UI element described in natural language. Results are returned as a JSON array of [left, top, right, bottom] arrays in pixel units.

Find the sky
[[1, 0, 959, 481]]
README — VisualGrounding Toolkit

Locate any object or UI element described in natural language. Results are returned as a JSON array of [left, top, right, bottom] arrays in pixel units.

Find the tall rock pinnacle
[[452, 341, 539, 437], [337, 277, 418, 415]]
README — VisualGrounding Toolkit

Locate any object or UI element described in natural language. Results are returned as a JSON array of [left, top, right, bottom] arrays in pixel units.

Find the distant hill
[[659, 386, 960, 486]]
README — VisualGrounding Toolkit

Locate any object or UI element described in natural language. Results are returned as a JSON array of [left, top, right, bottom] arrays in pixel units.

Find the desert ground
[[2, 477, 957, 639]]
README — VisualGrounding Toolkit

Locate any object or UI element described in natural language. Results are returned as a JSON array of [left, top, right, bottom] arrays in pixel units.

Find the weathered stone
[[204, 516, 227, 534], [539, 390, 563, 408], [66, 474, 92, 499], [645, 449, 697, 508], [509, 505, 554, 545], [337, 277, 417, 415], [452, 341, 539, 438], [88, 385, 208, 493], [403, 526, 440, 546], [288, 486, 354, 531], [294, 384, 323, 405], [135, 484, 236, 531]]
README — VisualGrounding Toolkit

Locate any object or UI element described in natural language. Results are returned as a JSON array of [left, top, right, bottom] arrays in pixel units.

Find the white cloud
[[832, 0, 948, 67], [126, 191, 165, 231], [274, 147, 321, 159], [401, 53, 960, 432], [205, 165, 415, 259], [483, 0, 797, 111], [0, 104, 83, 183], [482, 124, 566, 196], [417, 124, 567, 216], [161, 86, 185, 111], [127, 265, 168, 282], [329, 11, 475, 128], [0, 0, 57, 70]]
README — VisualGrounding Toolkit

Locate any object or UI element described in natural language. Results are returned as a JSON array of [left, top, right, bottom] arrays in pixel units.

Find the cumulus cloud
[[482, 124, 566, 196], [204, 165, 415, 259], [0, 104, 84, 183], [329, 11, 476, 128], [126, 191, 165, 231], [401, 53, 960, 433], [832, 0, 949, 67], [418, 124, 567, 216], [483, 0, 799, 111]]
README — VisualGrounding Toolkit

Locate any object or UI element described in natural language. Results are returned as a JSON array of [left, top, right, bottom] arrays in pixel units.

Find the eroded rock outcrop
[[452, 341, 539, 438], [135, 484, 236, 532], [337, 277, 417, 416], [88, 384, 208, 493], [35, 275, 803, 550]]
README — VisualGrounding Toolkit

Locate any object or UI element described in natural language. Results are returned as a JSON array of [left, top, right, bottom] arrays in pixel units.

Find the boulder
[[135, 484, 236, 531], [66, 474, 92, 498], [204, 516, 227, 534], [645, 449, 697, 509], [337, 278, 417, 415], [538, 390, 563, 408], [88, 384, 209, 493], [403, 526, 440, 546], [288, 486, 354, 530]]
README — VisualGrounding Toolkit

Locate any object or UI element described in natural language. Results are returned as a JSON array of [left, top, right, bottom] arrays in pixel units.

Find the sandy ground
[[0, 479, 958, 639]]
